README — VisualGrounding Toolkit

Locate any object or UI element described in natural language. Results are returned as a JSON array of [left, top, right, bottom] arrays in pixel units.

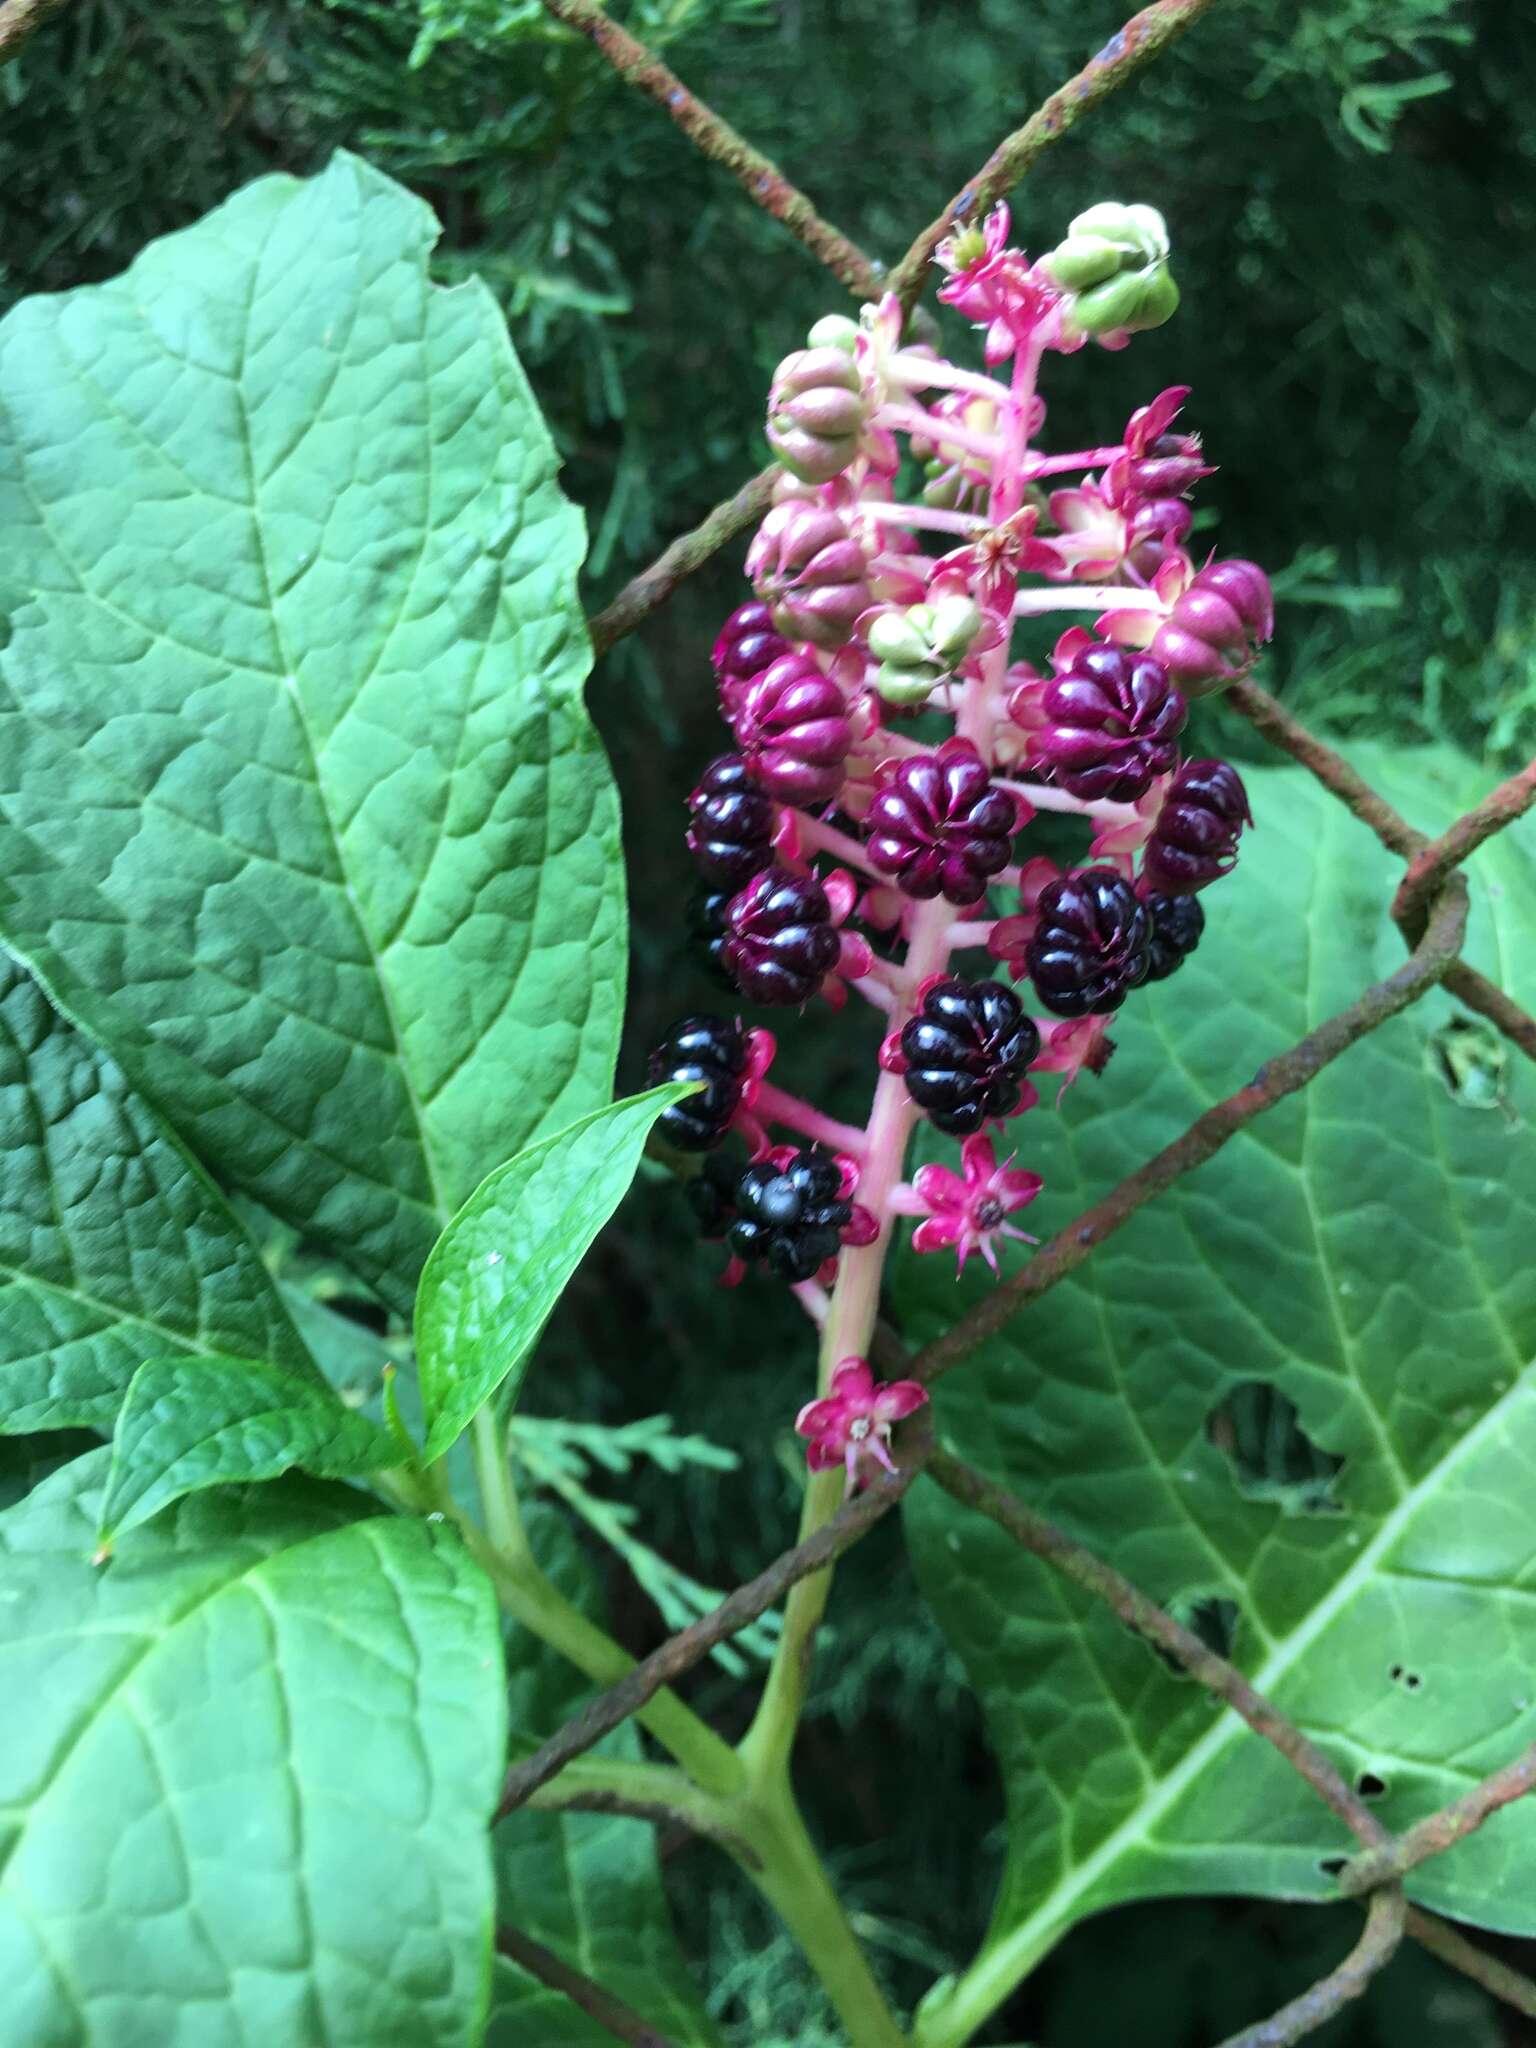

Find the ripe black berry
[[1140, 760, 1251, 894], [1026, 867, 1153, 1017], [1143, 893, 1205, 982], [647, 1015, 748, 1151], [685, 1152, 741, 1239], [729, 1147, 851, 1282], [719, 866, 839, 1007], [690, 888, 735, 986], [686, 753, 776, 889], [899, 979, 1041, 1135]]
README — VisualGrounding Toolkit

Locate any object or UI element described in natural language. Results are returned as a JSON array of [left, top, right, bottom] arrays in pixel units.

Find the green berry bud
[[929, 594, 984, 660], [945, 225, 987, 270], [874, 662, 943, 707], [1042, 234, 1124, 293], [807, 314, 860, 354], [868, 611, 934, 668]]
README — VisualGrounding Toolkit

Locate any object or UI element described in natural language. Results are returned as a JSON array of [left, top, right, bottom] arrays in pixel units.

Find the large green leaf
[[901, 752, 1536, 2047], [0, 1450, 505, 2048], [98, 1353, 400, 1543], [489, 1502, 723, 2048], [0, 152, 624, 1314], [0, 952, 315, 1433], [414, 1085, 690, 1459]]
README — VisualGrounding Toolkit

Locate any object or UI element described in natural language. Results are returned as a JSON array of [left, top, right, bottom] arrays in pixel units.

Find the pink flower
[[1031, 1014, 1117, 1098], [892, 1134, 1043, 1274], [936, 204, 1056, 365], [795, 1357, 928, 1492]]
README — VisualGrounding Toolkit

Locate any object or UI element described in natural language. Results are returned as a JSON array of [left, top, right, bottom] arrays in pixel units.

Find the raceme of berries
[[718, 866, 840, 1006], [648, 1014, 749, 1152], [895, 978, 1042, 1135], [866, 739, 1019, 905], [657, 198, 1271, 1463], [731, 1147, 854, 1283], [1026, 867, 1154, 1017], [687, 753, 777, 888], [1144, 892, 1206, 981], [1140, 759, 1253, 895]]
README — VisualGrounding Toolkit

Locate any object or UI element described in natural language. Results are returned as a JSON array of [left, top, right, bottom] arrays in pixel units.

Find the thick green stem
[[742, 1777, 909, 2048], [440, 1414, 743, 1798]]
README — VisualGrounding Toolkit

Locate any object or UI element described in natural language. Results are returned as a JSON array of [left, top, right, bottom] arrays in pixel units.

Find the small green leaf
[[0, 152, 625, 1313], [415, 1086, 690, 1461], [0, 951, 316, 1434], [0, 1451, 506, 2048], [99, 1353, 402, 1543]]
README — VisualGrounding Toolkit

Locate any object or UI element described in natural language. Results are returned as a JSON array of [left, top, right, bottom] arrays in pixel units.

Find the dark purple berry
[[1034, 646, 1186, 804], [866, 739, 1018, 905], [686, 753, 776, 888], [1140, 760, 1251, 895], [685, 1151, 741, 1239], [719, 866, 840, 1006], [712, 601, 792, 716], [733, 654, 852, 805], [690, 888, 735, 986], [1143, 893, 1205, 982], [730, 1146, 851, 1282], [1026, 867, 1153, 1017], [647, 1014, 747, 1151], [899, 978, 1041, 1136]]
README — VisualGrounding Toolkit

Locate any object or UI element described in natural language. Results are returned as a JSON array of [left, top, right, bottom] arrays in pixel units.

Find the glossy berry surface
[[866, 739, 1017, 904], [690, 889, 734, 985], [1026, 867, 1153, 1017], [711, 601, 791, 713], [1143, 892, 1205, 982], [685, 1152, 741, 1239], [899, 979, 1041, 1135], [1035, 645, 1186, 803], [647, 1014, 748, 1151], [686, 753, 776, 888], [730, 1147, 851, 1282], [1140, 759, 1251, 894], [732, 654, 852, 805], [720, 866, 840, 1006]]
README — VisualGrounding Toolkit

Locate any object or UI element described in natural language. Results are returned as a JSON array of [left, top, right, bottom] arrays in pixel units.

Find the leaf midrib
[[961, 1354, 1536, 2011]]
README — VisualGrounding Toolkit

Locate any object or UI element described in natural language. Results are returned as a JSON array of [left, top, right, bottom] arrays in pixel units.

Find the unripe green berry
[[807, 313, 860, 354], [1043, 234, 1124, 292]]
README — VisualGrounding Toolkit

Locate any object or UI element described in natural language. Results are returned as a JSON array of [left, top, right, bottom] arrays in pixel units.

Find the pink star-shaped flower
[[795, 1357, 928, 1493], [892, 1134, 1043, 1275], [936, 204, 1057, 365]]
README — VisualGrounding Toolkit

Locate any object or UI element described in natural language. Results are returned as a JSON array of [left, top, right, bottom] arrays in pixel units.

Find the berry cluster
[[648, 201, 1271, 1486]]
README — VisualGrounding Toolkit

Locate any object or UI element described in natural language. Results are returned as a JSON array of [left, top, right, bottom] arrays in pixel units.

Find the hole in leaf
[[1405, 1671, 1423, 1692], [1356, 1771, 1387, 1799], [1428, 1014, 1510, 1114], [1317, 1856, 1348, 1877], [1155, 1594, 1240, 1676], [1388, 1663, 1404, 1682], [1207, 1382, 1343, 1514], [1387, 1663, 1425, 1693]]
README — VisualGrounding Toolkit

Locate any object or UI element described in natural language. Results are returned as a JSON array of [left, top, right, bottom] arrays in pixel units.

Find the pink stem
[[888, 352, 1012, 406], [995, 776, 1139, 826], [945, 919, 996, 949], [1013, 583, 1151, 616], [877, 402, 1003, 461], [1025, 445, 1123, 478], [753, 1082, 869, 1159], [793, 811, 883, 878], [790, 1279, 830, 1326], [860, 500, 988, 538]]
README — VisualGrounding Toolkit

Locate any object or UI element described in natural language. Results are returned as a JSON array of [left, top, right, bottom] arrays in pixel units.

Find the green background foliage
[[3, 2, 1535, 2043]]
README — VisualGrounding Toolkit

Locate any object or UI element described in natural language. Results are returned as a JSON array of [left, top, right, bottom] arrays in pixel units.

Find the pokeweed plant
[[0, 16, 1534, 2048]]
